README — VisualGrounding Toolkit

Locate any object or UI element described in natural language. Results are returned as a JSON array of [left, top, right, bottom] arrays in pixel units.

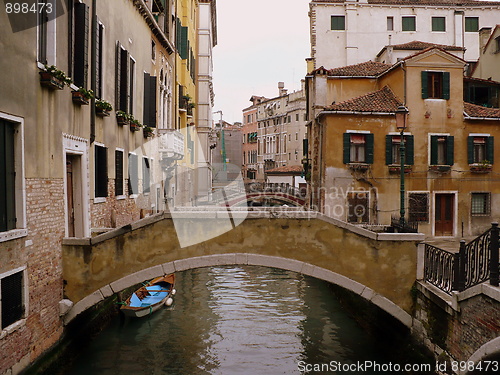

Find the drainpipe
[[90, 0, 97, 144]]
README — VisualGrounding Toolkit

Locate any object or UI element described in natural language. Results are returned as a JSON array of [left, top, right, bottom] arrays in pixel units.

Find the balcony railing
[[158, 129, 184, 160]]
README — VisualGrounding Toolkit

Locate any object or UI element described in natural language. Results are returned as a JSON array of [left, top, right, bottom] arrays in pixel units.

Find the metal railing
[[390, 215, 419, 233], [424, 222, 500, 294], [245, 183, 306, 199]]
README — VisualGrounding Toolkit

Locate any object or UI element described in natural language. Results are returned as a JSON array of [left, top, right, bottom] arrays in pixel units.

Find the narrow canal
[[62, 266, 434, 374]]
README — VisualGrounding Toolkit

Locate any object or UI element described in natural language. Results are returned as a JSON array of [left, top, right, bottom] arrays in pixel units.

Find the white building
[[309, 0, 500, 69]]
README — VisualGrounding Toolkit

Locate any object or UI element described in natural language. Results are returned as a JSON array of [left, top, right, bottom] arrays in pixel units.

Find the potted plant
[[116, 110, 131, 126], [187, 102, 196, 116], [39, 65, 72, 90], [469, 160, 492, 173], [72, 87, 94, 105], [95, 99, 113, 117], [130, 118, 142, 132], [143, 126, 154, 138]]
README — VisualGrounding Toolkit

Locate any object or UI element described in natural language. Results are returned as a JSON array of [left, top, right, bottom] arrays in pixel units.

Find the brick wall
[[0, 179, 65, 374]]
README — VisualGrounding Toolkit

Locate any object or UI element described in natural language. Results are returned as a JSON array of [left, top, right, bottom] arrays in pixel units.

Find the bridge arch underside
[[62, 217, 418, 326], [466, 337, 500, 375]]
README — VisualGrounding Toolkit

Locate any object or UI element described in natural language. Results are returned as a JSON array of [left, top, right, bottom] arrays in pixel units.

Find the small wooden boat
[[120, 274, 176, 318]]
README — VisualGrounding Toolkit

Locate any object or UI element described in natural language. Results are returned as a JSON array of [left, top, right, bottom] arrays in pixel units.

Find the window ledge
[[429, 165, 451, 172], [129, 194, 139, 199], [388, 165, 413, 174], [93, 197, 107, 204], [0, 229, 28, 243], [0, 318, 27, 339], [469, 164, 492, 173], [347, 163, 370, 171], [116, 195, 127, 200]]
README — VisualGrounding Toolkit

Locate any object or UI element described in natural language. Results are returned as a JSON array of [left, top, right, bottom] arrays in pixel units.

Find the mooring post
[[490, 222, 499, 287]]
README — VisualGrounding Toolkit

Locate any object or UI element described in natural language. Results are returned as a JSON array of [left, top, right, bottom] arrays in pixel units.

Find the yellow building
[[307, 47, 500, 238]]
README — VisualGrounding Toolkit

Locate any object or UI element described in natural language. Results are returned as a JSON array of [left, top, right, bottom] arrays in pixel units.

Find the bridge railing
[[245, 183, 306, 199], [424, 222, 499, 294]]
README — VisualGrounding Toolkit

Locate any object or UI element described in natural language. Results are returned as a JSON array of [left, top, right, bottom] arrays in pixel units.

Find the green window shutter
[[115, 150, 123, 196], [180, 26, 188, 60], [365, 133, 374, 164], [487, 136, 494, 164], [406, 135, 414, 165], [128, 153, 138, 195], [143, 72, 151, 126], [421, 71, 429, 99], [402, 16, 416, 31], [303, 138, 308, 157], [115, 42, 121, 110], [95, 146, 108, 198], [331, 16, 345, 30], [430, 135, 438, 165], [343, 133, 351, 164], [385, 135, 392, 165], [149, 76, 157, 127], [467, 136, 474, 164], [0, 121, 16, 232], [443, 72, 450, 100], [176, 18, 182, 54], [446, 136, 454, 165], [73, 2, 89, 88]]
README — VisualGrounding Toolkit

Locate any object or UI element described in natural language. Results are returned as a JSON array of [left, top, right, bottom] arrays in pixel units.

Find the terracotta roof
[[328, 61, 392, 77], [389, 41, 465, 52], [311, 0, 500, 5], [324, 86, 403, 113], [464, 102, 500, 119], [266, 165, 304, 174]]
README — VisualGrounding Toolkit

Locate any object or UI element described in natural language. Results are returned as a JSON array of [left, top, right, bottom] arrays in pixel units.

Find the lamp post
[[395, 105, 409, 229]]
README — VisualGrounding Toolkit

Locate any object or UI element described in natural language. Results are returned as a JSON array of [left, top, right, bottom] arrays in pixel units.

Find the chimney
[[278, 82, 287, 97], [479, 27, 492, 54]]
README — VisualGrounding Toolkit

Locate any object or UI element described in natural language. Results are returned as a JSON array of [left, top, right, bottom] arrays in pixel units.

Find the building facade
[[242, 96, 265, 182], [472, 25, 500, 83], [255, 83, 308, 182], [309, 0, 500, 70], [306, 47, 500, 238], [0, 0, 215, 372]]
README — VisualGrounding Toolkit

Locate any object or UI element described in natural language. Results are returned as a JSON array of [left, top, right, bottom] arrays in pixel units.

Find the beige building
[[472, 25, 500, 84], [256, 82, 308, 182], [306, 47, 500, 238]]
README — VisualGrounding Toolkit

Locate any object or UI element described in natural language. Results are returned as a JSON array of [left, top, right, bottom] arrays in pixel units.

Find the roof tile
[[328, 61, 392, 77], [324, 86, 402, 113], [464, 102, 500, 119]]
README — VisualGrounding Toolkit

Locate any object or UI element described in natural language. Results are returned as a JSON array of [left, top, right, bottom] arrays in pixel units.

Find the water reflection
[[64, 266, 426, 375]]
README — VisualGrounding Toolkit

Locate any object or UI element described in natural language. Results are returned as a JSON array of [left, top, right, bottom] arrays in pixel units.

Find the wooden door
[[435, 194, 454, 236], [66, 158, 75, 237]]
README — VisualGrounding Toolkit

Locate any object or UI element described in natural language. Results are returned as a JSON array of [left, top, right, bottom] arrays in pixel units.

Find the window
[[143, 157, 151, 194], [430, 135, 454, 165], [432, 17, 446, 32], [467, 136, 494, 164], [151, 40, 156, 61], [495, 36, 500, 54], [95, 145, 108, 198], [115, 150, 124, 196], [128, 153, 138, 195], [331, 15, 345, 31], [402, 16, 416, 31], [347, 192, 369, 223], [296, 113, 299, 121], [421, 71, 450, 99], [129, 57, 135, 114], [387, 16, 394, 31], [73, 2, 89, 88], [409, 193, 429, 223], [37, 4, 48, 64], [143, 73, 157, 127], [471, 193, 490, 215], [0, 120, 16, 233], [343, 133, 374, 164], [95, 22, 104, 98], [465, 17, 479, 32], [385, 135, 414, 165], [1, 269, 25, 329]]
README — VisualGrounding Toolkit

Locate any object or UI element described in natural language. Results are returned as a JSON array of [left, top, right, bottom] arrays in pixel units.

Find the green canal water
[[62, 266, 434, 374]]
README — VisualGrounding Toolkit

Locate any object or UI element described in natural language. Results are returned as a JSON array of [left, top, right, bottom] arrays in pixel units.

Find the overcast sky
[[212, 0, 311, 124]]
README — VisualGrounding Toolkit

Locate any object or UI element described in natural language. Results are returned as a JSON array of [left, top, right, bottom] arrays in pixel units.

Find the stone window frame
[[0, 112, 27, 243], [471, 192, 491, 216], [0, 266, 28, 333]]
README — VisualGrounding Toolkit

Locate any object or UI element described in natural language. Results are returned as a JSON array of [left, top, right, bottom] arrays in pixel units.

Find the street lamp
[[395, 105, 409, 228]]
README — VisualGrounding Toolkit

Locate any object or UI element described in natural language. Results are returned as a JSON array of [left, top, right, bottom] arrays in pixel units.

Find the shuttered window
[[73, 2, 89, 88], [37, 5, 48, 64], [128, 153, 138, 195], [115, 150, 124, 196], [116, 43, 129, 112], [421, 71, 450, 99], [180, 25, 188, 59], [1, 270, 24, 329], [343, 133, 374, 164], [465, 17, 479, 32], [95, 145, 108, 198], [143, 73, 157, 127], [467, 136, 494, 164], [0, 120, 16, 232], [95, 21, 104, 98], [402, 16, 416, 31], [385, 135, 414, 165], [430, 135, 454, 165], [143, 158, 151, 194], [432, 17, 446, 32], [331, 16, 345, 30]]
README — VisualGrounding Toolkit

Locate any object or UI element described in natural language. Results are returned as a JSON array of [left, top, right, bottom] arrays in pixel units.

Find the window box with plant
[[116, 111, 131, 126], [143, 126, 154, 138], [469, 161, 492, 173], [130, 118, 142, 132], [72, 87, 94, 105], [95, 99, 113, 117], [39, 65, 72, 90]]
